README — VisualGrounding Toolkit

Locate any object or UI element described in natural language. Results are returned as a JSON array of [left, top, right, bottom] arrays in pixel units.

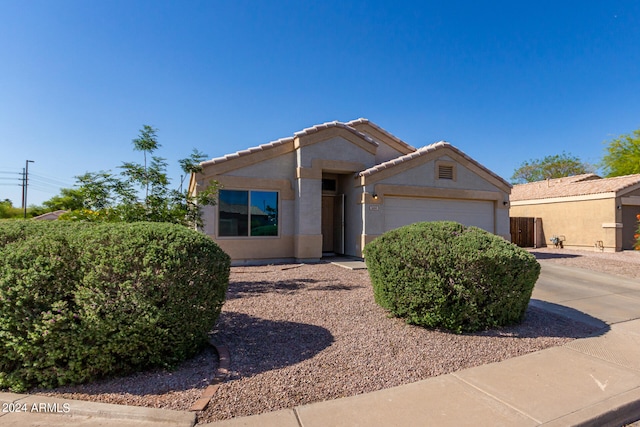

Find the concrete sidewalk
[[208, 318, 640, 426], [2, 262, 640, 426], [206, 262, 640, 426]]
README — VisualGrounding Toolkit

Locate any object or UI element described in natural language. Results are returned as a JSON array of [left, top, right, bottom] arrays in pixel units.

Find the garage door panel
[[385, 197, 494, 233]]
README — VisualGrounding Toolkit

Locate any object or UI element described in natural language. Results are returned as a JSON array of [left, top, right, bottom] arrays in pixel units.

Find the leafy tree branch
[[511, 152, 594, 184]]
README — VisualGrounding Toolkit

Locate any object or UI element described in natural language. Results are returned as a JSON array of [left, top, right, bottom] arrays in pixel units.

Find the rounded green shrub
[[0, 221, 230, 391], [363, 221, 540, 333]]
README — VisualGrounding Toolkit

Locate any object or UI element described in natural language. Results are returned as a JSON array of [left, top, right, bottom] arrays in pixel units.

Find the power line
[[28, 177, 68, 191], [0, 168, 76, 204], [29, 172, 75, 188], [29, 184, 61, 191]]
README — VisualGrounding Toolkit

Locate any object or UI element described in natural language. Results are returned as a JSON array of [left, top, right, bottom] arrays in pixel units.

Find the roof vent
[[438, 164, 454, 180]]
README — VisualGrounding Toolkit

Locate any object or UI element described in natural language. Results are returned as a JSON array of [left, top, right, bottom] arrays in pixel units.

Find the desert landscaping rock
[[529, 247, 640, 280], [33, 248, 639, 424]]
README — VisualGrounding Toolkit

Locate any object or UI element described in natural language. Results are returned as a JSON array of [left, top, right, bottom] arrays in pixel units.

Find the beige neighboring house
[[190, 119, 511, 264], [510, 173, 640, 251]]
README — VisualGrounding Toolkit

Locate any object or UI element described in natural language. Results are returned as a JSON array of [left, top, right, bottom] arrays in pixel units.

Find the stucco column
[[495, 200, 511, 240], [294, 177, 323, 261], [359, 186, 383, 257]]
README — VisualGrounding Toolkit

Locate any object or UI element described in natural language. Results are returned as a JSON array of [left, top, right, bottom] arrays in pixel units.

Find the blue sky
[[1, 0, 639, 206]]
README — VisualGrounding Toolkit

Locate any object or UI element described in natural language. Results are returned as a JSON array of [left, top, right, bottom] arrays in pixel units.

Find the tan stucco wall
[[360, 152, 511, 244], [197, 132, 511, 262], [198, 170, 296, 262], [374, 155, 502, 193], [348, 121, 414, 163], [213, 236, 295, 262], [226, 152, 296, 179], [374, 142, 409, 165], [198, 134, 376, 262], [621, 188, 640, 250], [510, 198, 618, 251], [296, 136, 376, 169]]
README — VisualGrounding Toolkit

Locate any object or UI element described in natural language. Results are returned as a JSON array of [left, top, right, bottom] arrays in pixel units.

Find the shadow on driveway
[[530, 251, 583, 260], [471, 302, 609, 340], [527, 299, 610, 335]]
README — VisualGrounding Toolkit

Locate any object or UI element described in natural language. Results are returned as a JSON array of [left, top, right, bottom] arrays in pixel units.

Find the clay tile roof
[[511, 173, 640, 201], [358, 141, 512, 188], [293, 120, 379, 146], [345, 118, 417, 152], [358, 142, 445, 177], [201, 120, 378, 166], [201, 136, 294, 166]]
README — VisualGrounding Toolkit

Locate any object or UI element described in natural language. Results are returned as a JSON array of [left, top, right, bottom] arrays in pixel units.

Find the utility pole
[[21, 167, 26, 209], [23, 160, 34, 218]]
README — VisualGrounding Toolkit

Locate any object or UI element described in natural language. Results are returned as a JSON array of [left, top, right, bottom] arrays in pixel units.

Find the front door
[[322, 196, 334, 252], [322, 194, 345, 254]]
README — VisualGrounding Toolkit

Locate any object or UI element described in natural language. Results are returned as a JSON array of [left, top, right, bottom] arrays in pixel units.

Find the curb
[[541, 386, 640, 427], [3, 393, 197, 425], [189, 344, 230, 412]]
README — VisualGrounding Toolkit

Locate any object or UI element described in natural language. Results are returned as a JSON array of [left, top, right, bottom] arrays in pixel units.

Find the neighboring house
[[190, 118, 511, 264], [32, 210, 68, 220], [510, 173, 640, 251]]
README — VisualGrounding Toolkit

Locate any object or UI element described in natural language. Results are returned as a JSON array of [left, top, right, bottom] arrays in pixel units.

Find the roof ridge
[[358, 141, 511, 189], [511, 173, 640, 201], [201, 119, 382, 166], [201, 136, 294, 166], [344, 118, 417, 152], [513, 173, 601, 187], [598, 173, 640, 180], [293, 120, 379, 146]]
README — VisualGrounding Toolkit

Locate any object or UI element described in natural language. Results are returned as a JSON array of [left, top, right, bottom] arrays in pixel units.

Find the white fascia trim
[[602, 223, 623, 228], [621, 196, 640, 206], [510, 192, 616, 206]]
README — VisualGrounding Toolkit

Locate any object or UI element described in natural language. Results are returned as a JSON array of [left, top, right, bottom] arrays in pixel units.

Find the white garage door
[[384, 197, 495, 233]]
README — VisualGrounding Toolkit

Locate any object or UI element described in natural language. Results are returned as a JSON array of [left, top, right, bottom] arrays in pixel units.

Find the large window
[[218, 190, 278, 237]]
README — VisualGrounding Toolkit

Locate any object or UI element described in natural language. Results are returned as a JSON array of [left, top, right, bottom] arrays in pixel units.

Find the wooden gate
[[510, 217, 535, 247]]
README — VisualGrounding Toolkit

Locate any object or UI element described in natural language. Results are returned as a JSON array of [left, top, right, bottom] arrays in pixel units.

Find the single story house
[[190, 118, 511, 264], [510, 173, 640, 251]]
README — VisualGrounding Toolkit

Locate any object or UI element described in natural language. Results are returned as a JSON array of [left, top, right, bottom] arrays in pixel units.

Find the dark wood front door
[[322, 196, 334, 252], [322, 194, 345, 254]]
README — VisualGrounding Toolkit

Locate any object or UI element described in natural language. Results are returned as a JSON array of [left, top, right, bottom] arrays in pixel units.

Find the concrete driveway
[[532, 262, 640, 326]]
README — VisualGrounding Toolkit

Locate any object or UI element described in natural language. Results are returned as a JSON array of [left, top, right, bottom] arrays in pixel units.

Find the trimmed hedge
[[0, 221, 230, 391], [364, 221, 540, 333]]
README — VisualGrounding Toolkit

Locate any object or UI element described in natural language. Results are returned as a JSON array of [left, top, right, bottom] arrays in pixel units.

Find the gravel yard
[[529, 247, 640, 280], [34, 248, 638, 424]]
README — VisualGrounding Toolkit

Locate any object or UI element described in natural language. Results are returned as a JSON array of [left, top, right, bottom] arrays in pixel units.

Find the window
[[322, 178, 337, 192], [218, 190, 278, 237]]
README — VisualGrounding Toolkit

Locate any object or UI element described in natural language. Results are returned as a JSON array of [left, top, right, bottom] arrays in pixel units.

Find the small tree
[[59, 126, 218, 227], [0, 199, 44, 219], [42, 188, 85, 211], [0, 200, 23, 219], [602, 128, 640, 177], [511, 152, 594, 184]]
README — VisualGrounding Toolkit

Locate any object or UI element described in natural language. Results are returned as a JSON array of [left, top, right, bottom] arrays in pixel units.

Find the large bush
[[364, 221, 540, 333], [0, 221, 230, 391]]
